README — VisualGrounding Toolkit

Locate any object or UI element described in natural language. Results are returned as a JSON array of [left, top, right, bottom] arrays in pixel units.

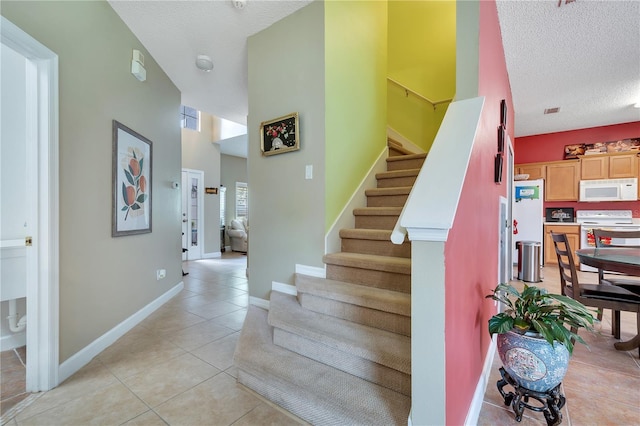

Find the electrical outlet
[[156, 269, 166, 280]]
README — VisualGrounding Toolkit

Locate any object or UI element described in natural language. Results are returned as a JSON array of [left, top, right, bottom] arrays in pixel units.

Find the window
[[235, 182, 248, 218], [219, 186, 226, 227], [180, 105, 199, 131]]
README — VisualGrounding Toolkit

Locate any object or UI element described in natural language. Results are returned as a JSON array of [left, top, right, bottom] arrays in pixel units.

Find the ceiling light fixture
[[195, 55, 214, 72], [233, 0, 247, 10]]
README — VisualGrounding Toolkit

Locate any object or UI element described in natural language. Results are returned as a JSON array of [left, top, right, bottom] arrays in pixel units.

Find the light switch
[[305, 165, 313, 180]]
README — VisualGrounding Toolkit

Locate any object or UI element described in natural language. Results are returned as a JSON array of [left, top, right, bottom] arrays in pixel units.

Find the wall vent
[[544, 107, 560, 114]]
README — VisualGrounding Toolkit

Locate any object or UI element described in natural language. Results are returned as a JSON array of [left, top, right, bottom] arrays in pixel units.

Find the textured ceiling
[[110, 0, 640, 149], [497, 0, 640, 137]]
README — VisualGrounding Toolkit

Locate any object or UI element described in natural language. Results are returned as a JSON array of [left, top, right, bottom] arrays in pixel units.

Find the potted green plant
[[486, 283, 595, 392]]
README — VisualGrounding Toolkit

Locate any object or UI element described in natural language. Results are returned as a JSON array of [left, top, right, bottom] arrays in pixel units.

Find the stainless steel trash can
[[517, 241, 541, 283]]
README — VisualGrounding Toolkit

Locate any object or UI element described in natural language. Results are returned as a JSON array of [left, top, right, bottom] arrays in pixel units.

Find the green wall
[[1, 1, 182, 362], [387, 0, 456, 151], [325, 0, 388, 231]]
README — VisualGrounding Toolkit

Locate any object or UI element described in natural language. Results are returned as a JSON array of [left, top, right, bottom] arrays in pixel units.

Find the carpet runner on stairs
[[233, 146, 422, 424], [234, 306, 411, 425], [294, 273, 411, 336]]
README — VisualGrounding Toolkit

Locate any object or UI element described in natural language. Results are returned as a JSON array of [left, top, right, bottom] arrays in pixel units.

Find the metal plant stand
[[497, 367, 566, 426]]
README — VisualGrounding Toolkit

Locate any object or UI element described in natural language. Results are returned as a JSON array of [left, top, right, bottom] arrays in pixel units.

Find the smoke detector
[[195, 55, 214, 72], [233, 0, 247, 10]]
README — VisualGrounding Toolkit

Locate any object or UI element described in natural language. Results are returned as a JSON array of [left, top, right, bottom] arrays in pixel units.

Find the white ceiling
[[497, 0, 640, 137], [110, 0, 640, 156]]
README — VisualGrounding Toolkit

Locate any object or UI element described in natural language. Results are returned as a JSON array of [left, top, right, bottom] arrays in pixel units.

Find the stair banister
[[391, 96, 485, 244], [387, 77, 454, 110], [391, 96, 484, 426]]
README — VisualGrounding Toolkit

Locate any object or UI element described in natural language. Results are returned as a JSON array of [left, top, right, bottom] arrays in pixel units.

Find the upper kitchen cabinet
[[516, 162, 546, 180], [545, 160, 580, 201], [609, 153, 638, 179], [580, 152, 639, 180]]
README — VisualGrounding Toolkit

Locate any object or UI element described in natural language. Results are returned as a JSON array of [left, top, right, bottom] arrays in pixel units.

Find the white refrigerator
[[512, 179, 544, 265]]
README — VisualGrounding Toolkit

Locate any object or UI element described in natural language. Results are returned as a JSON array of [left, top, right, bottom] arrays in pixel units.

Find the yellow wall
[[388, 0, 456, 151], [325, 0, 388, 231]]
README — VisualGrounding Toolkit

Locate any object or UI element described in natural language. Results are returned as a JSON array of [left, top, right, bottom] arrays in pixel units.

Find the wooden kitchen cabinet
[[545, 160, 580, 201], [579, 152, 639, 180], [544, 224, 580, 265], [580, 156, 608, 180], [516, 163, 546, 180], [608, 153, 638, 179]]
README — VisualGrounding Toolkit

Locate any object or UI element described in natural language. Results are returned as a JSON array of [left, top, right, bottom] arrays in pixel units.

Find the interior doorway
[[181, 169, 204, 261], [1, 16, 60, 392]]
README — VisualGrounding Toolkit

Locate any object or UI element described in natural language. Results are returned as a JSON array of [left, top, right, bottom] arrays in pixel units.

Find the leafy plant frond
[[487, 283, 595, 355]]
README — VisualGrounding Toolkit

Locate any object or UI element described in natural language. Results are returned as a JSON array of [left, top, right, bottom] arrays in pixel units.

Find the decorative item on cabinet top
[[563, 138, 639, 160]]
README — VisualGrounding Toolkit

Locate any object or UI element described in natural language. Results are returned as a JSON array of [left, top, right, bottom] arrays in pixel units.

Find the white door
[[1, 17, 60, 391], [181, 169, 204, 260], [1, 43, 29, 351]]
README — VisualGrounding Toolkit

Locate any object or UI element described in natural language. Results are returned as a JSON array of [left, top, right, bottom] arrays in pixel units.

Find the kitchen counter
[[544, 222, 580, 226]]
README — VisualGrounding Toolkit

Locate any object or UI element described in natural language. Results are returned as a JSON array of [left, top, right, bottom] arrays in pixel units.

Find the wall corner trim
[[464, 334, 497, 425], [58, 281, 184, 383]]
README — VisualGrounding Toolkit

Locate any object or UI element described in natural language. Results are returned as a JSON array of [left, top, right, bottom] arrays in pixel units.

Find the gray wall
[[181, 112, 222, 257], [247, 1, 326, 299], [1, 1, 182, 362], [220, 154, 248, 247]]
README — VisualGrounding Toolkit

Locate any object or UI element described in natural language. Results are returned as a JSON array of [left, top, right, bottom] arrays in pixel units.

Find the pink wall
[[516, 122, 640, 217], [444, 1, 511, 424]]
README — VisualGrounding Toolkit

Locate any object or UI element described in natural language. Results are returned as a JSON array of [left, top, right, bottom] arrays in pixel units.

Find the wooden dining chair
[[551, 232, 640, 357], [592, 228, 640, 289]]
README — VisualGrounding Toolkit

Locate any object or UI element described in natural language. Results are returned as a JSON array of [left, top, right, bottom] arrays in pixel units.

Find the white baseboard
[[0, 331, 26, 351], [249, 296, 269, 310], [464, 334, 497, 426], [58, 281, 184, 383], [294, 264, 325, 278], [272, 281, 297, 296], [203, 251, 221, 259]]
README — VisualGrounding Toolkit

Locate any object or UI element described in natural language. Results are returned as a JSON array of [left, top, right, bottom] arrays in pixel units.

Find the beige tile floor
[[1, 252, 304, 426], [1, 254, 639, 425]]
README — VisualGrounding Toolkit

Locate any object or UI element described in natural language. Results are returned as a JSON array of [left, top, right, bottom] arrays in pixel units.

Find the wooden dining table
[[576, 247, 640, 353]]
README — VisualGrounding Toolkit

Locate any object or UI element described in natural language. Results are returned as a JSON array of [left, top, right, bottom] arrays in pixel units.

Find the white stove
[[576, 210, 640, 271]]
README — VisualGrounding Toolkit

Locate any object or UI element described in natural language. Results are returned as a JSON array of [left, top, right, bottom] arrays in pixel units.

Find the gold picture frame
[[260, 112, 300, 156]]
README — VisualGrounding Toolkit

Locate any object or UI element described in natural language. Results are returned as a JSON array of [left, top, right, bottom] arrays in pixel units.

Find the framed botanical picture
[[500, 99, 507, 129], [260, 112, 300, 156], [112, 120, 152, 237]]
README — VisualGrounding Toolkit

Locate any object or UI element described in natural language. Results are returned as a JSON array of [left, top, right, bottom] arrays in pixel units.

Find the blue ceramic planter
[[497, 330, 570, 392]]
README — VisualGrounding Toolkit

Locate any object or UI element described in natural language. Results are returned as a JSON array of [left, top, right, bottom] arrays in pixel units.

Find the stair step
[[376, 168, 420, 188], [339, 228, 410, 258], [234, 306, 411, 425], [387, 139, 414, 156], [353, 207, 402, 230], [295, 274, 411, 335], [268, 292, 411, 395], [323, 252, 411, 292], [386, 153, 426, 171], [365, 186, 411, 207]]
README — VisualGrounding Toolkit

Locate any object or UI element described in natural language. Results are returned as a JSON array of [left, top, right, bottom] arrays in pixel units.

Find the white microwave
[[579, 178, 638, 202]]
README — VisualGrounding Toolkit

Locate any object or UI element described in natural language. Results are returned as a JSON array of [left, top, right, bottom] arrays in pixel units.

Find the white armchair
[[227, 217, 248, 252]]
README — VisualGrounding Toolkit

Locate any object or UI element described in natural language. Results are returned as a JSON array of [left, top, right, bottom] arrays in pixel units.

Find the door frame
[[2, 16, 60, 391]]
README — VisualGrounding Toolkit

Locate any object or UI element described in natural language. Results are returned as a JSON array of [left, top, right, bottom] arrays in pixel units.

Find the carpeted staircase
[[234, 145, 426, 425]]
